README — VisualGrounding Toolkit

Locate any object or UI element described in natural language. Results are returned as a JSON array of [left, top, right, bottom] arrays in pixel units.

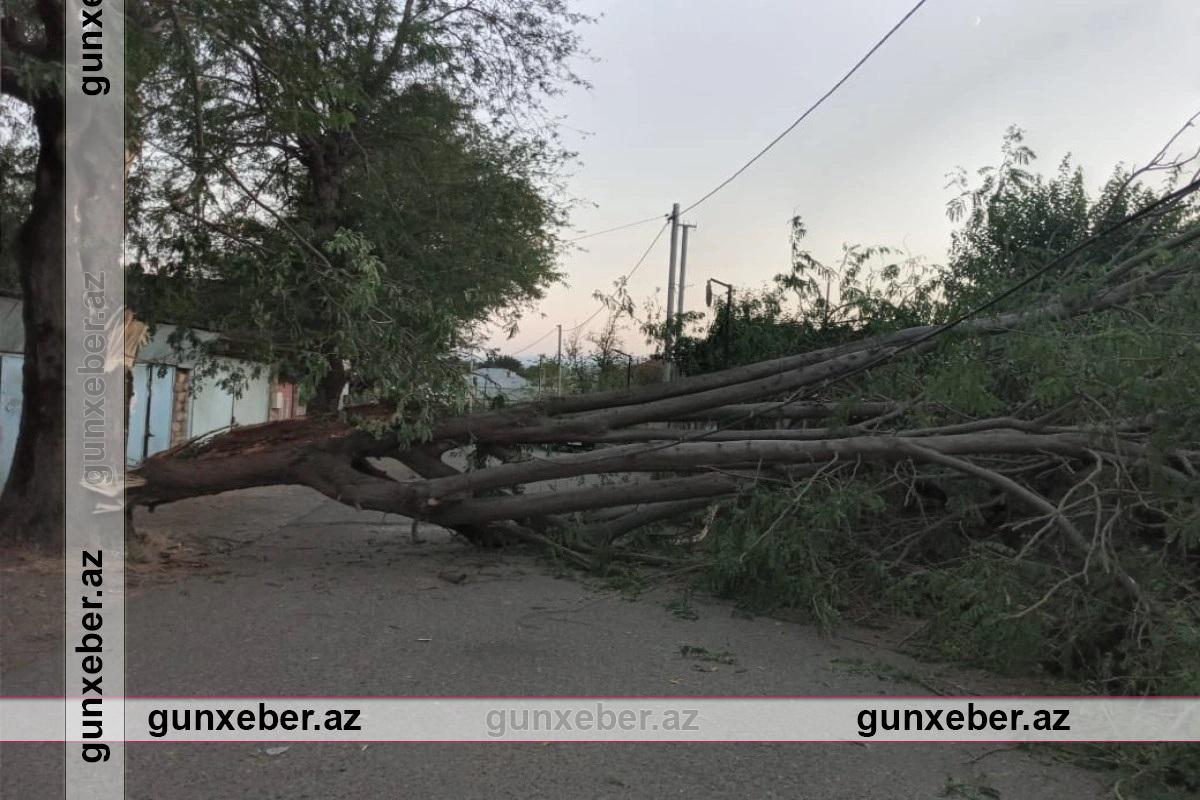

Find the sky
[[486, 0, 1200, 358]]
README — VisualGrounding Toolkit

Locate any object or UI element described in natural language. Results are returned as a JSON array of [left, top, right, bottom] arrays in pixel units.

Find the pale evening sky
[[487, 0, 1200, 357]]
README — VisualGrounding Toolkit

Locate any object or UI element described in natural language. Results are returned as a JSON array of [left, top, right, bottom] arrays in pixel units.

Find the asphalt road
[[1, 487, 1107, 799]]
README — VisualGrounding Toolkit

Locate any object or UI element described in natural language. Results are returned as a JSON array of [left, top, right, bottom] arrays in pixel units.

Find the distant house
[[468, 367, 534, 404], [0, 293, 304, 484]]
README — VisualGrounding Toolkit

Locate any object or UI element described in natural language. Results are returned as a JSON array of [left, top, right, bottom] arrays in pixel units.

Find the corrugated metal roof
[[1, 296, 228, 367], [469, 368, 533, 399], [472, 367, 531, 390]]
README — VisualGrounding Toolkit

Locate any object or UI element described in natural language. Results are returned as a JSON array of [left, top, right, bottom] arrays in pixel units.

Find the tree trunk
[[307, 355, 347, 413], [298, 133, 349, 412], [306, 136, 345, 242], [0, 94, 66, 549]]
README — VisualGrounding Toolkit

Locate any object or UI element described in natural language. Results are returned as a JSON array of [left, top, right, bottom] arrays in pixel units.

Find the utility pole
[[556, 324, 563, 395], [676, 222, 696, 319], [467, 356, 475, 411], [663, 202, 681, 381]]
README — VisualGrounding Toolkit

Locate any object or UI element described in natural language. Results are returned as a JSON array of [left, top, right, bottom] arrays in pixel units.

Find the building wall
[[170, 368, 191, 446], [469, 368, 534, 403], [268, 380, 302, 421], [0, 297, 304, 478]]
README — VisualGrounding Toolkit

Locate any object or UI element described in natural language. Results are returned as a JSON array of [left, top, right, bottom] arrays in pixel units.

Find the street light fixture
[[704, 278, 732, 308], [612, 348, 635, 390], [706, 278, 734, 362]]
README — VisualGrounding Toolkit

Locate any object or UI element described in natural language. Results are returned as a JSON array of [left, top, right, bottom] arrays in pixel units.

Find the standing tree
[[478, 354, 527, 374], [0, 101, 36, 294], [131, 0, 587, 418], [0, 0, 170, 547], [0, 0, 66, 546]]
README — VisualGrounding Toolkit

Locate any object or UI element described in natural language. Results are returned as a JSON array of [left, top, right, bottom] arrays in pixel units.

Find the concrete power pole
[[677, 223, 696, 319], [556, 324, 563, 395], [663, 202, 681, 381]]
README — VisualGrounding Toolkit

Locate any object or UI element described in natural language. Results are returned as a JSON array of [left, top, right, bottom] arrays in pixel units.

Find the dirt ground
[[1, 486, 1113, 798]]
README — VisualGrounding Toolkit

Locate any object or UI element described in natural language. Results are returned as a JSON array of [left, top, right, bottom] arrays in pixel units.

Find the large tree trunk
[[307, 355, 347, 414], [298, 133, 350, 412], [0, 93, 66, 548]]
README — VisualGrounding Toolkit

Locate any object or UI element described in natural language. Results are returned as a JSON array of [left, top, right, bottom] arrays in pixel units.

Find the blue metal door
[[188, 371, 236, 439], [126, 363, 176, 465], [0, 354, 23, 487], [126, 364, 150, 465], [145, 365, 176, 457], [232, 371, 271, 427]]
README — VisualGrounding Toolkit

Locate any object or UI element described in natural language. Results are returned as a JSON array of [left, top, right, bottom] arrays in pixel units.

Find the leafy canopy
[[127, 0, 589, 417]]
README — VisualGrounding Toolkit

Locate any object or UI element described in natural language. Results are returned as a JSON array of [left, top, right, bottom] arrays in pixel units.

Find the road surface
[[1, 487, 1107, 799]]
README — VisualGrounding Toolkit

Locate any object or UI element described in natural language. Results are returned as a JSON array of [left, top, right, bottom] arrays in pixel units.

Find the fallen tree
[[126, 129, 1200, 793], [130, 230, 1200, 561], [126, 160, 1200, 724]]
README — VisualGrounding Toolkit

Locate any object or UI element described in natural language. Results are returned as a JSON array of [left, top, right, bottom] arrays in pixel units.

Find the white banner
[[2, 697, 1197, 743]]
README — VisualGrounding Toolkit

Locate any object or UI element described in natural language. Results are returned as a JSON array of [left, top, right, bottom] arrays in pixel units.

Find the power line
[[510, 219, 671, 354], [565, 218, 671, 333], [508, 325, 557, 356], [567, 213, 667, 242], [681, 0, 929, 216], [514, 0, 930, 353]]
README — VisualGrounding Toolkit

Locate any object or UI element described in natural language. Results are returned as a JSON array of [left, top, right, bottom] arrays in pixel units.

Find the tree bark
[[580, 498, 718, 544], [307, 355, 347, 413], [297, 133, 350, 412]]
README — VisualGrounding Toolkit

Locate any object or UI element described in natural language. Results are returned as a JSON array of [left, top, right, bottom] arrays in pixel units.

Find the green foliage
[[522, 313, 647, 395], [1071, 743, 1200, 799], [703, 480, 887, 630], [943, 125, 1190, 313], [685, 130, 1200, 795], [891, 550, 1071, 677], [340, 84, 566, 335], [0, 103, 34, 294], [0, 1, 66, 104], [127, 0, 587, 411], [672, 218, 941, 375], [922, 341, 1006, 417]]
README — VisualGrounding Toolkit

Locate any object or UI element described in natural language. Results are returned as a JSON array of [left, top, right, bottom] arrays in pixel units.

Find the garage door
[[126, 363, 176, 465], [0, 354, 22, 487]]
